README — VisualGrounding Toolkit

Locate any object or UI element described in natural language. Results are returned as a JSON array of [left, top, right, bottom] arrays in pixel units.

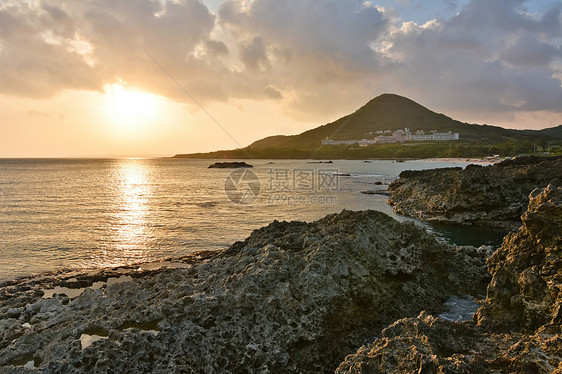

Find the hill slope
[[525, 124, 562, 139], [174, 94, 560, 159], [248, 94, 478, 150]]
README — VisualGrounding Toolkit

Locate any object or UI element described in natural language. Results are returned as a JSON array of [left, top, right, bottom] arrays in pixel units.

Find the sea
[[0, 158, 507, 281]]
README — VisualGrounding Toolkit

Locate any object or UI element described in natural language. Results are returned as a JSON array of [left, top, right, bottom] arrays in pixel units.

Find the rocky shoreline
[[1, 211, 491, 373], [0, 184, 559, 372], [387, 156, 562, 229]]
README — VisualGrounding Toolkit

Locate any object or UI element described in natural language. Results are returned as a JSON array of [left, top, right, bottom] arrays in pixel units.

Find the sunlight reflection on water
[[104, 160, 153, 267]]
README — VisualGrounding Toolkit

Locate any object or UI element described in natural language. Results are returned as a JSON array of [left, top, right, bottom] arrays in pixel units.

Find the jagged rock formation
[[475, 184, 562, 331], [388, 156, 562, 228], [337, 185, 562, 374], [0, 211, 490, 373]]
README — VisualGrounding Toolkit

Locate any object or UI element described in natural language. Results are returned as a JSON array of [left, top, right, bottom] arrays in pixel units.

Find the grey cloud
[[220, 0, 388, 69], [219, 0, 391, 117], [500, 35, 561, 67], [239, 36, 270, 71], [264, 86, 282, 99], [382, 0, 562, 116], [40, 3, 76, 38], [205, 39, 229, 57]]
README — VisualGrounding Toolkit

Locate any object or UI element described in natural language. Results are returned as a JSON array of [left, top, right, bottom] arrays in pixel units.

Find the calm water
[[0, 158, 505, 280]]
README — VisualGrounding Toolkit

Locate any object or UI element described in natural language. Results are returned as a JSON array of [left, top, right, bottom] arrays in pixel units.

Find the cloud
[[264, 86, 282, 99], [0, 2, 101, 98], [0, 0, 561, 126], [0, 0, 223, 101], [239, 36, 270, 72], [500, 34, 561, 67], [205, 39, 229, 57], [380, 0, 562, 117], [219, 0, 391, 117]]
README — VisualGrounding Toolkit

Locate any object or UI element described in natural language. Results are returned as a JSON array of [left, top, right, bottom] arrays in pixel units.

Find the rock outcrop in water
[[388, 156, 562, 228], [208, 161, 253, 168], [0, 210, 490, 373], [337, 185, 562, 373]]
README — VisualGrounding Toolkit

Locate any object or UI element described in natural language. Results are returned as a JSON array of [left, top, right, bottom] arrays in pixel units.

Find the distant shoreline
[[169, 156, 503, 164], [418, 157, 501, 164]]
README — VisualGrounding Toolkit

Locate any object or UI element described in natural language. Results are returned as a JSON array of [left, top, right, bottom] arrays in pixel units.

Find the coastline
[[1, 179, 560, 372], [1, 157, 509, 281], [1, 185, 560, 372], [0, 209, 493, 372], [1, 157, 560, 372], [169, 155, 504, 165], [417, 157, 500, 164]]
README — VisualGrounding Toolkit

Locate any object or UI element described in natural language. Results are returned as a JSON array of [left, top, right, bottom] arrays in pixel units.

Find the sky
[[0, 0, 561, 157]]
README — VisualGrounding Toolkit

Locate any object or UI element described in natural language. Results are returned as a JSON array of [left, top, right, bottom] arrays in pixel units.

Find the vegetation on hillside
[[177, 138, 561, 159], [174, 94, 562, 159]]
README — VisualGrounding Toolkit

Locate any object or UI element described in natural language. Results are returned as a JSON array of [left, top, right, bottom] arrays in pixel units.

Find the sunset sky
[[1, 0, 561, 157]]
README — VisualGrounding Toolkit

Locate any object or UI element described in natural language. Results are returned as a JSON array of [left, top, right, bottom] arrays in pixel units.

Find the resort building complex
[[321, 128, 459, 146]]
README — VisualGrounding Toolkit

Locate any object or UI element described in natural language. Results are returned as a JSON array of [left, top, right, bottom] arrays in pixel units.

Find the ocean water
[[0, 158, 505, 281]]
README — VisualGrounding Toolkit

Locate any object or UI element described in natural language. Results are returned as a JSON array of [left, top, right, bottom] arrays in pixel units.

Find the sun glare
[[103, 83, 159, 131]]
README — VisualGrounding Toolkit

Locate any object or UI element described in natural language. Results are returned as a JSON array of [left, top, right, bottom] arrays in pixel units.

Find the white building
[[321, 139, 358, 145], [408, 134, 434, 141], [375, 136, 398, 143], [358, 139, 377, 145], [321, 129, 459, 146], [432, 131, 459, 140]]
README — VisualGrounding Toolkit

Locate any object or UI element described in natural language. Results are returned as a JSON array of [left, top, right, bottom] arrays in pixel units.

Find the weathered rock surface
[[388, 156, 562, 228], [337, 185, 562, 374], [336, 311, 562, 374], [475, 184, 562, 332], [0, 210, 490, 373]]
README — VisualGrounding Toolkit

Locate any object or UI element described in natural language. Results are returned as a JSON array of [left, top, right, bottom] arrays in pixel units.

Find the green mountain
[[174, 94, 561, 159]]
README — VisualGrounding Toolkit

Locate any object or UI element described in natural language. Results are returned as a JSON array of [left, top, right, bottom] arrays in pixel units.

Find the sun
[[103, 83, 159, 130]]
